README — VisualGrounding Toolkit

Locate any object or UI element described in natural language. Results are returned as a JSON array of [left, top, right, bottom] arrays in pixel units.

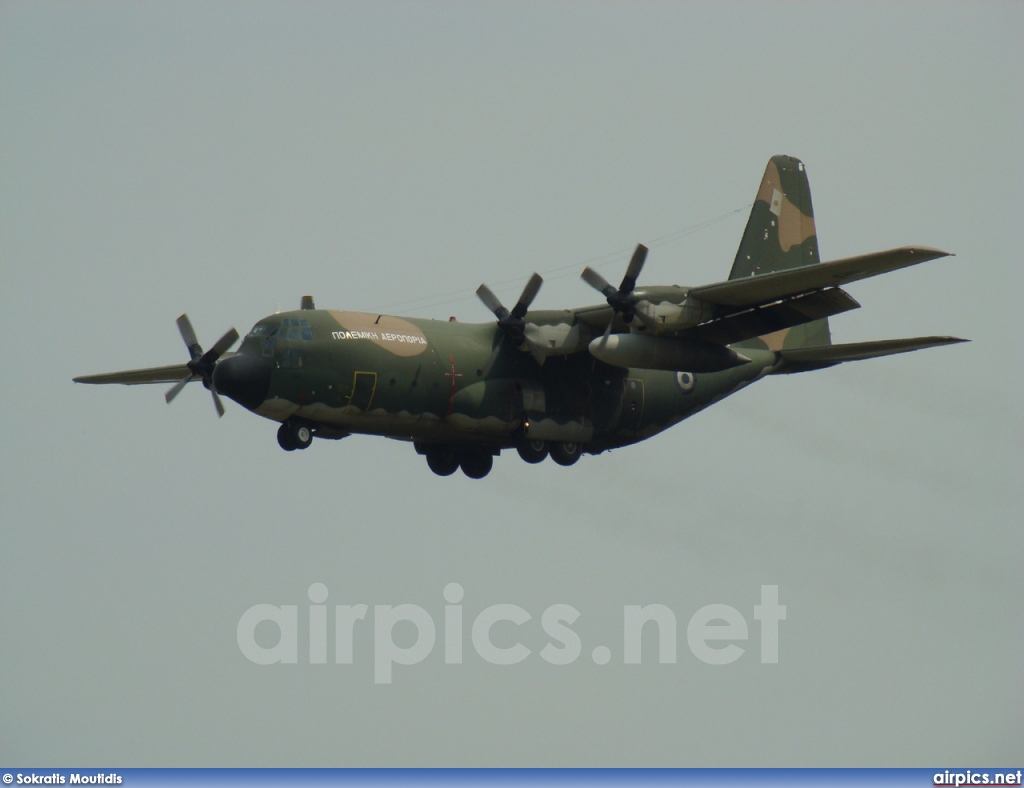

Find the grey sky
[[2, 1, 1021, 766]]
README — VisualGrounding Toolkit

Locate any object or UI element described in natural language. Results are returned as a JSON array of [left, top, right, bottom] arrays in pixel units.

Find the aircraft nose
[[213, 353, 272, 410]]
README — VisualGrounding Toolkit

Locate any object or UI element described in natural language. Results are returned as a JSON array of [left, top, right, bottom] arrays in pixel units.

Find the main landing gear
[[421, 447, 495, 479], [417, 440, 582, 478], [277, 419, 313, 451], [547, 441, 582, 467], [516, 438, 581, 462], [516, 439, 580, 466], [516, 439, 548, 464]]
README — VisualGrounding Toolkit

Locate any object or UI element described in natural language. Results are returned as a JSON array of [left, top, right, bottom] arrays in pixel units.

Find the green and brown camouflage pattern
[[74, 155, 967, 473], [235, 307, 782, 453], [729, 155, 831, 352], [730, 155, 820, 278]]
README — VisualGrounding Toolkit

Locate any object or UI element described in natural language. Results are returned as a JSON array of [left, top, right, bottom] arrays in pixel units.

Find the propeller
[[477, 272, 548, 370], [581, 243, 648, 324], [476, 272, 543, 347], [164, 314, 239, 417]]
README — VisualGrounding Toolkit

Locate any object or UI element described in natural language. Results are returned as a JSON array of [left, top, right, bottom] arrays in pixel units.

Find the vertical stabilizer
[[730, 156, 831, 350]]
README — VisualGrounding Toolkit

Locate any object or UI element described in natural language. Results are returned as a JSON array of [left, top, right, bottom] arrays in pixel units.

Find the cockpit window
[[248, 319, 312, 342], [280, 318, 313, 341]]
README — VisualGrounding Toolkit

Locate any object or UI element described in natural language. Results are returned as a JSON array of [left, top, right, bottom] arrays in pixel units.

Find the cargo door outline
[[348, 371, 377, 411]]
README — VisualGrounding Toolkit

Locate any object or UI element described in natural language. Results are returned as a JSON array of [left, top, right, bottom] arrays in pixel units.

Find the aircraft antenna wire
[[378, 203, 751, 316]]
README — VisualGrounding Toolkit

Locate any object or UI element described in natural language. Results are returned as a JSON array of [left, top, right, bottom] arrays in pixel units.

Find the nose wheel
[[277, 420, 313, 451]]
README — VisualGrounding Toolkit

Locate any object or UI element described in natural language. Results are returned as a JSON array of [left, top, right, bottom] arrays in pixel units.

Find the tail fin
[[730, 155, 831, 350]]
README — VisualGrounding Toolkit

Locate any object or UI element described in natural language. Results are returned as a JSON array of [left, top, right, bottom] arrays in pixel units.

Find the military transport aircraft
[[75, 156, 966, 479]]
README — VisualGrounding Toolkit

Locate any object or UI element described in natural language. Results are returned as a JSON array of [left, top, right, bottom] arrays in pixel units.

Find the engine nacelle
[[588, 333, 750, 372], [633, 294, 715, 333], [522, 321, 588, 357]]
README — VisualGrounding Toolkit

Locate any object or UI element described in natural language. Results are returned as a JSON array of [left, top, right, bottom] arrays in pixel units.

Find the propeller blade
[[211, 389, 226, 418], [481, 338, 504, 377], [208, 327, 240, 360], [620, 244, 648, 293], [176, 314, 202, 360], [198, 327, 240, 367], [479, 275, 545, 361], [476, 284, 510, 320], [582, 244, 648, 324], [167, 316, 238, 416], [586, 316, 616, 362], [581, 266, 616, 298], [510, 273, 543, 319], [165, 373, 195, 404]]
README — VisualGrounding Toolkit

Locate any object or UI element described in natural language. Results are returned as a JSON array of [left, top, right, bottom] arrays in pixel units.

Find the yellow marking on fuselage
[[348, 371, 378, 411]]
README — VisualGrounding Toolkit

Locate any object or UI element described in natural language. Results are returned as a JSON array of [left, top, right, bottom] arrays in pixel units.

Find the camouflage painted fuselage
[[74, 154, 965, 475], [243, 308, 777, 453]]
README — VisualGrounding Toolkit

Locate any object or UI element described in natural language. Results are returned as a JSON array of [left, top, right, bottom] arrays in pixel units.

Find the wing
[[688, 246, 951, 307], [74, 364, 191, 385], [528, 246, 954, 351], [74, 354, 234, 385]]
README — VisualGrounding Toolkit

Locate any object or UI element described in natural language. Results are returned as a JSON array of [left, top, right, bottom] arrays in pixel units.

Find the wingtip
[[929, 336, 970, 347], [908, 245, 954, 259]]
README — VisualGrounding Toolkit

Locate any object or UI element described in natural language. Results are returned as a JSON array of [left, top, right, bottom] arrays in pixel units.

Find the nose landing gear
[[277, 419, 313, 451]]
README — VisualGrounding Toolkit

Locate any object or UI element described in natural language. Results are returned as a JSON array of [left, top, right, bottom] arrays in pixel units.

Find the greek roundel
[[676, 371, 696, 393]]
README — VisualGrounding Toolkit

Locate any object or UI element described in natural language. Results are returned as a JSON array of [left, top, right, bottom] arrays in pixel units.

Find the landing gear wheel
[[292, 423, 313, 449], [277, 423, 297, 451], [278, 420, 313, 451], [549, 441, 582, 467], [426, 451, 459, 477], [459, 452, 493, 479], [516, 439, 548, 464]]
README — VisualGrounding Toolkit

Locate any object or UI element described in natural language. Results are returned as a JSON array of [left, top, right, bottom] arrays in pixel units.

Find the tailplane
[[775, 336, 968, 374]]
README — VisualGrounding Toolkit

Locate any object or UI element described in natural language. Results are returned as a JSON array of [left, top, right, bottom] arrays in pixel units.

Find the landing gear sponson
[[412, 440, 580, 479], [274, 423, 580, 478]]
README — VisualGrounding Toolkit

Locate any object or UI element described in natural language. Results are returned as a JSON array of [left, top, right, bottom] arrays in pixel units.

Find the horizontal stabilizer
[[776, 336, 968, 373], [692, 246, 952, 308]]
